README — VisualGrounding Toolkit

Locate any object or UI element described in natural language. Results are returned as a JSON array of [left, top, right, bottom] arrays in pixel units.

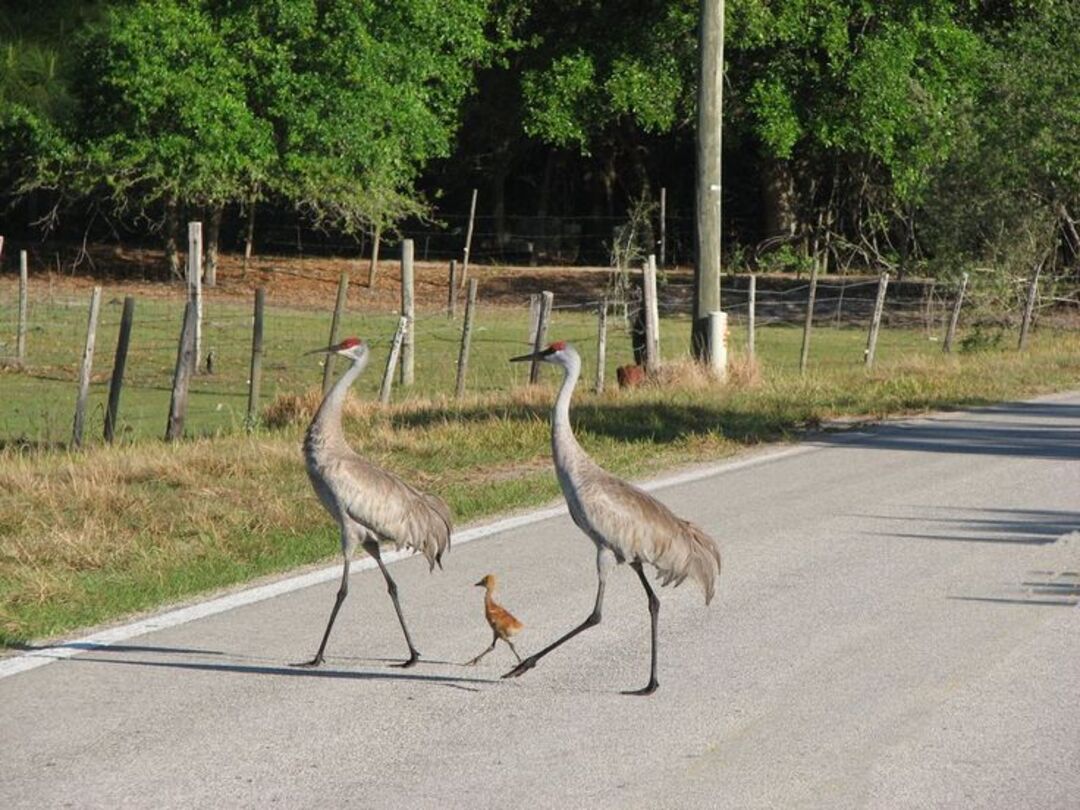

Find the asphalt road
[[3, 392, 1079, 809]]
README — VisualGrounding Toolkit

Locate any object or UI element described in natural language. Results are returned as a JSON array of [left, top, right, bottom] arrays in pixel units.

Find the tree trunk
[[491, 148, 511, 248], [761, 155, 798, 239], [164, 195, 181, 281], [204, 205, 222, 287], [242, 200, 256, 275]]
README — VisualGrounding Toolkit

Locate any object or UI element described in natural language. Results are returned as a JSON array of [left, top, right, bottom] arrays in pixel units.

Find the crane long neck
[[311, 354, 367, 448], [551, 353, 584, 463]]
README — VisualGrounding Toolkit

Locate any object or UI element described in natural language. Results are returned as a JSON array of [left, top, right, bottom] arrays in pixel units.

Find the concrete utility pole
[[693, 0, 724, 361]]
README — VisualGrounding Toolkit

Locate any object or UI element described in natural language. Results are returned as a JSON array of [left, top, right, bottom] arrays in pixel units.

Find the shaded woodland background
[[1, 1, 1077, 296]]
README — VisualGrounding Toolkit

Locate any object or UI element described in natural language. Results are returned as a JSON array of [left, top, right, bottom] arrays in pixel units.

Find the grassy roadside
[[2, 327, 1079, 646]]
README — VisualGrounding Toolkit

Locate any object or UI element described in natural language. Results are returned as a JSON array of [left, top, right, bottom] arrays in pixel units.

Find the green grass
[[2, 281, 1079, 646]]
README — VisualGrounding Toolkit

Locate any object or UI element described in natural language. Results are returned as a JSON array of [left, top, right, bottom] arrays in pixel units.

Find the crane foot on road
[[620, 680, 659, 696], [502, 657, 536, 679]]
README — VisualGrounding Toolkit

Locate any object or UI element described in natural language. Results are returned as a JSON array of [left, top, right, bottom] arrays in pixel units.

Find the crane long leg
[[363, 540, 420, 668], [623, 560, 660, 696], [466, 631, 499, 666], [291, 557, 350, 668], [502, 547, 614, 679]]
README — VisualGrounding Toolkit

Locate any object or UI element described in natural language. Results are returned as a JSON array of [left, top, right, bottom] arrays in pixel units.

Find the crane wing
[[575, 466, 722, 603], [332, 454, 452, 570]]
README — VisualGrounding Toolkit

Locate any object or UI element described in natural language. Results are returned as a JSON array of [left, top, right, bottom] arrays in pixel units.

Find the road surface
[[2, 392, 1079, 808]]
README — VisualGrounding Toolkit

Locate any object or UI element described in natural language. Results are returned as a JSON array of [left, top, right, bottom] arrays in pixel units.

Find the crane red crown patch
[[339, 337, 362, 349], [549, 340, 567, 351]]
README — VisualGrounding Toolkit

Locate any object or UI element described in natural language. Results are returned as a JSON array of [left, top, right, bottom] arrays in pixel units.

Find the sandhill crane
[[295, 337, 451, 669], [505, 341, 722, 694], [467, 574, 523, 666]]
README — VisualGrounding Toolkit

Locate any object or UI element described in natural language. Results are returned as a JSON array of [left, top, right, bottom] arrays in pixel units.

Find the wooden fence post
[[527, 293, 541, 345], [104, 296, 135, 443], [943, 272, 969, 354], [658, 187, 667, 268], [246, 287, 266, 430], [166, 301, 197, 441], [529, 290, 554, 384], [448, 259, 458, 319], [799, 257, 820, 374], [594, 298, 608, 394], [864, 272, 889, 368], [367, 225, 381, 287], [400, 239, 415, 386], [1018, 262, 1042, 350], [455, 279, 479, 399], [379, 316, 408, 405], [17, 250, 28, 363], [322, 272, 349, 393], [643, 255, 660, 373], [747, 274, 757, 361], [460, 187, 477, 288], [187, 222, 203, 370], [71, 286, 102, 448]]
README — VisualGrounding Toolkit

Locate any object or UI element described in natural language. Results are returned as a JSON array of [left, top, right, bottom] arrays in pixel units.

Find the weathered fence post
[[165, 301, 197, 441], [379, 316, 408, 405], [460, 187, 477, 288], [658, 187, 667, 268], [104, 296, 135, 443], [864, 272, 889, 368], [708, 311, 728, 379], [643, 255, 660, 373], [17, 250, 28, 363], [448, 259, 458, 319], [799, 257, 820, 374], [322, 272, 349, 393], [1018, 262, 1042, 350], [747, 274, 757, 361], [187, 222, 203, 370], [529, 290, 554, 384], [246, 287, 266, 431], [527, 293, 541, 345], [71, 286, 102, 448], [455, 278, 479, 399], [595, 298, 608, 394], [943, 272, 969, 354], [400, 239, 415, 386], [367, 225, 381, 287]]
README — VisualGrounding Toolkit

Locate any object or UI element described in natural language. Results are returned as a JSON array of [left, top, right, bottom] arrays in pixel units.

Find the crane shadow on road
[[62, 654, 498, 691], [815, 401, 1080, 461], [852, 506, 1080, 545]]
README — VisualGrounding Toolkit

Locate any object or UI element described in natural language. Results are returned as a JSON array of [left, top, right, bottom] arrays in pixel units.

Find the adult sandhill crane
[[505, 341, 722, 694], [296, 337, 451, 669], [467, 574, 523, 666]]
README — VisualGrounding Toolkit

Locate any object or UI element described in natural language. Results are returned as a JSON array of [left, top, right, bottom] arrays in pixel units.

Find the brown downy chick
[[466, 574, 523, 665]]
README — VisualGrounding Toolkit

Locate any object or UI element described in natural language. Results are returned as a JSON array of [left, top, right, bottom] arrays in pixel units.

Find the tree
[[71, 0, 274, 277], [218, 0, 498, 235]]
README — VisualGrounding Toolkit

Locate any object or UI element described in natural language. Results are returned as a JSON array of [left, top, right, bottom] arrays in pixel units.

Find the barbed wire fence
[[0, 232, 1073, 449]]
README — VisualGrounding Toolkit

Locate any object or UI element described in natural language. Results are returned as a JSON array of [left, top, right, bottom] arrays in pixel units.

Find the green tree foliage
[[72, 0, 274, 214], [218, 0, 497, 231]]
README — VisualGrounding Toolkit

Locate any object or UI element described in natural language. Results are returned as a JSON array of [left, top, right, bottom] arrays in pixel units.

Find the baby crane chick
[[467, 574, 523, 666]]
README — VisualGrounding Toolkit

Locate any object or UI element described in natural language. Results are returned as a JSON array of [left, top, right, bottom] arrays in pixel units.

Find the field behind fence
[[0, 236, 1067, 448]]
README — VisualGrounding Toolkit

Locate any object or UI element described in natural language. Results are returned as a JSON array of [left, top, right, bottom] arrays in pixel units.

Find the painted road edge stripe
[[0, 443, 814, 681]]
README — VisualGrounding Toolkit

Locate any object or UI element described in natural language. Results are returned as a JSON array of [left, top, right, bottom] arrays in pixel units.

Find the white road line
[[0, 443, 814, 681]]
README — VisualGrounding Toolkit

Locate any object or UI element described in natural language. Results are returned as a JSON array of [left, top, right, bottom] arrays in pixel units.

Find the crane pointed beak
[[304, 345, 338, 356], [510, 350, 544, 363], [474, 579, 486, 587]]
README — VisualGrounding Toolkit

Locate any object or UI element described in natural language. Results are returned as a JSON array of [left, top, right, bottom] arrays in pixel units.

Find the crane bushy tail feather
[[651, 519, 722, 604]]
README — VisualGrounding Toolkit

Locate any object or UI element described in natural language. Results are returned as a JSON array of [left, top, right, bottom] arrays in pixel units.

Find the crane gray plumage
[[504, 341, 721, 694], [294, 337, 450, 669]]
